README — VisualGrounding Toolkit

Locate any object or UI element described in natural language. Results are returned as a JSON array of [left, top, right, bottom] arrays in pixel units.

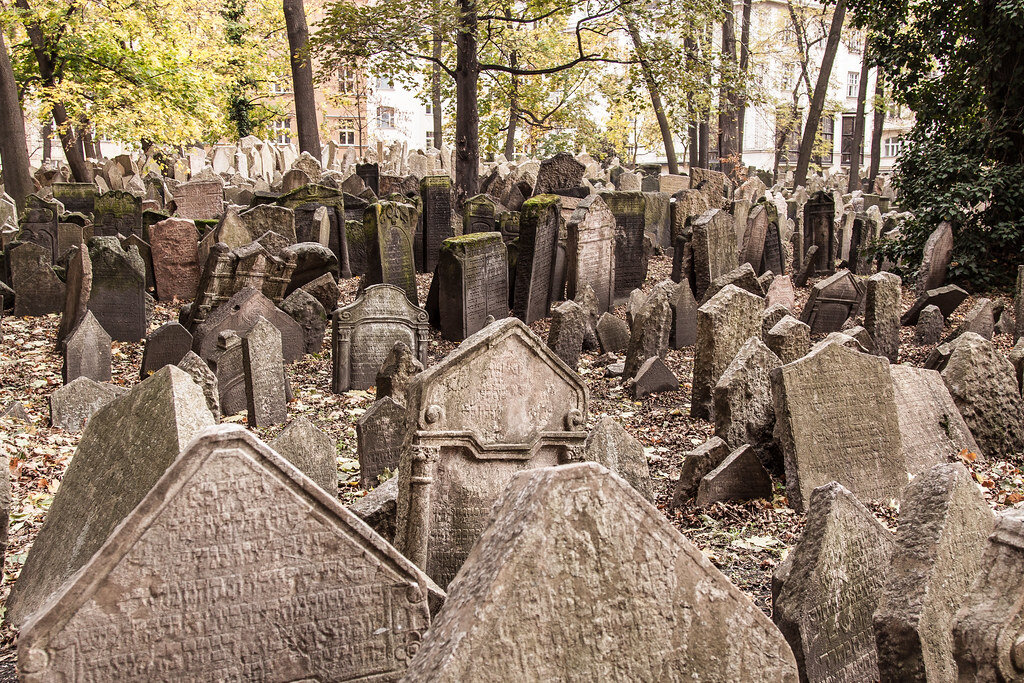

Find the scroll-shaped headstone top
[[19, 425, 443, 682], [336, 282, 429, 328], [407, 317, 587, 451]]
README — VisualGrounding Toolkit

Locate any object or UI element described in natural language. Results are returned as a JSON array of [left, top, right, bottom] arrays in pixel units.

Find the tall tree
[[867, 72, 884, 187], [718, 0, 739, 177], [283, 0, 321, 158], [624, 12, 678, 174], [847, 36, 871, 192], [0, 30, 32, 210], [736, 0, 751, 157], [793, 0, 845, 188]]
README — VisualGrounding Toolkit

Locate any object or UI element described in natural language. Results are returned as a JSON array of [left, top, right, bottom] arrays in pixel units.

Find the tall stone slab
[[773, 482, 896, 683], [512, 194, 561, 324], [741, 201, 784, 276], [916, 221, 953, 294], [803, 190, 835, 274], [357, 396, 411, 488], [192, 287, 303, 364], [10, 241, 65, 316], [62, 311, 111, 384], [356, 161, 380, 194], [395, 318, 588, 589], [866, 271, 902, 362], [332, 284, 430, 392], [18, 426, 442, 682], [404, 462, 798, 681], [691, 208, 739, 300], [242, 316, 287, 427], [419, 175, 454, 273], [55, 244, 92, 349], [93, 190, 142, 238], [239, 203, 297, 243], [600, 191, 647, 299], [18, 195, 60, 259], [713, 337, 782, 464], [771, 341, 906, 511], [437, 232, 508, 342], [364, 201, 418, 304], [874, 462, 994, 683], [149, 217, 200, 301], [86, 236, 146, 341], [800, 269, 865, 335], [277, 184, 347, 272], [691, 284, 764, 421], [6, 366, 214, 627], [565, 194, 615, 314], [623, 281, 674, 379], [171, 179, 224, 221]]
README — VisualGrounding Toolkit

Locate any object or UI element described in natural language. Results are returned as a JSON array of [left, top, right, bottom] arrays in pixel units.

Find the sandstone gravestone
[[691, 284, 764, 421], [270, 416, 336, 493], [276, 184, 347, 269], [239, 203, 297, 243], [945, 297, 995, 342], [86, 236, 147, 341], [623, 283, 674, 379], [394, 317, 587, 589], [280, 287, 327, 354], [177, 351, 221, 421], [242, 316, 287, 427], [48, 377, 124, 433], [376, 341, 424, 405], [172, 179, 224, 220], [6, 365, 214, 627], [192, 287, 303, 364], [513, 195, 561, 324], [357, 396, 410, 489], [713, 337, 782, 464], [208, 332, 246, 415], [600, 191, 647, 299], [630, 356, 679, 399], [62, 311, 111, 384], [866, 271, 902, 362], [18, 195, 60, 259], [800, 269, 865, 335], [916, 221, 953, 294], [534, 151, 585, 194], [670, 279, 698, 348], [420, 175, 454, 273], [771, 341, 906, 511], [565, 195, 616, 313], [149, 217, 200, 301], [55, 244, 92, 349], [874, 462, 993, 682], [547, 299, 586, 369], [10, 241, 65, 316], [462, 194, 499, 234], [773, 482, 896, 683], [437, 232, 508, 341], [582, 416, 653, 501], [672, 437, 732, 507], [332, 284, 430, 392], [403, 462, 798, 681], [915, 304, 944, 344], [695, 444, 773, 506], [765, 315, 811, 365], [691, 209, 739, 300], [901, 284, 969, 326], [18, 425, 443, 681], [364, 201, 418, 304], [52, 182, 97, 217]]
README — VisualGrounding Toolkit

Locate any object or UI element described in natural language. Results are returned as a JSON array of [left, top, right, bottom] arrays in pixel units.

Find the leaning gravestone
[[600, 191, 647, 299], [62, 311, 111, 384], [670, 279, 698, 348], [691, 284, 764, 421], [177, 350, 221, 421], [741, 201, 784, 276], [437, 232, 508, 341], [394, 317, 587, 589], [713, 337, 782, 464], [10, 241, 65, 316], [52, 182, 97, 217], [18, 195, 60, 259], [149, 217, 200, 301], [48, 377, 125, 433], [280, 288, 327, 354], [623, 282, 674, 379], [565, 195, 616, 313], [86, 236, 147, 341], [270, 416, 336, 493], [773, 482, 896, 683], [55, 244, 92, 349], [403, 462, 798, 681], [771, 341, 906, 511], [6, 365, 214, 627], [276, 184, 347, 269], [93, 190, 142, 238], [420, 175, 454, 273], [901, 284, 970, 326], [695, 444, 773, 506], [513, 195, 561, 324], [865, 272, 902, 362], [242, 316, 287, 427], [582, 417, 653, 501], [357, 396, 410, 489], [332, 284, 430, 392], [547, 300, 586, 370], [17, 425, 443, 681], [192, 287, 304, 364], [800, 269, 864, 335], [239, 203, 297, 243], [916, 221, 953, 294], [364, 201, 418, 304], [765, 315, 811, 365], [141, 322, 193, 378], [208, 331, 246, 416], [691, 208, 739, 300], [874, 462, 993, 682], [671, 436, 731, 507], [376, 340, 424, 405]]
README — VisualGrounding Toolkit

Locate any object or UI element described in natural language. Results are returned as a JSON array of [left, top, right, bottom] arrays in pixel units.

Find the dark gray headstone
[[357, 396, 411, 489], [242, 316, 288, 427], [437, 232, 508, 341], [62, 311, 111, 384], [419, 175, 454, 273], [86, 236, 147, 341], [600, 191, 647, 299], [141, 322, 194, 378], [10, 241, 65, 316]]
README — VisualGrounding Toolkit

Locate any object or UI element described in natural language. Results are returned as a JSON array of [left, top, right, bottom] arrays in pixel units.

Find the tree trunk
[[698, 121, 709, 169], [868, 72, 885, 188], [737, 0, 752, 159], [454, 0, 479, 207], [718, 0, 739, 178], [432, 28, 443, 149], [848, 37, 871, 193], [625, 14, 678, 174], [504, 52, 518, 160], [15, 0, 91, 182], [685, 38, 698, 169], [42, 122, 51, 161], [82, 128, 98, 159], [283, 0, 321, 159], [0, 30, 33, 211], [793, 0, 845, 188]]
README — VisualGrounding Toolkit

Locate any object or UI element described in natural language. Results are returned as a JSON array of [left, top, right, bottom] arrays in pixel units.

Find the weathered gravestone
[[62, 310, 111, 384], [192, 287, 303, 364], [18, 195, 60, 259], [512, 194, 561, 324], [691, 208, 739, 301], [695, 444, 773, 506], [149, 217, 200, 301], [916, 221, 953, 294], [565, 194, 616, 313], [765, 315, 811, 365], [177, 350, 221, 421], [376, 340, 424, 405], [6, 365, 214, 627], [207, 331, 246, 416], [874, 462, 994, 683], [581, 417, 653, 501], [270, 416, 336, 493], [671, 437, 731, 507], [420, 175, 455, 273], [172, 179, 224, 221], [17, 425, 443, 681], [462, 194, 499, 234], [596, 311, 629, 353], [630, 356, 679, 399], [800, 269, 865, 335], [437, 232, 508, 341], [670, 279, 698, 348], [52, 182, 97, 216], [901, 284, 970, 326], [771, 341, 906, 511], [803, 190, 835, 274], [691, 284, 764, 421], [945, 297, 995, 342], [547, 300, 586, 370], [356, 161, 380, 194], [773, 482, 896, 683], [600, 191, 647, 300], [141, 322, 193, 378], [742, 201, 785, 276], [1017, 265, 1024, 343], [93, 190, 142, 238], [866, 272, 902, 362], [277, 185, 347, 274], [48, 377, 125, 433], [915, 304, 944, 344], [239, 204, 297, 244], [364, 201, 418, 304], [86, 236, 147, 341], [534, 151, 585, 194], [332, 284, 430, 392], [280, 287, 327, 354], [357, 396, 410, 489], [644, 191, 672, 249], [394, 317, 588, 589], [713, 337, 782, 464], [10, 241, 65, 316], [403, 462, 798, 681], [623, 281, 674, 379], [698, 262, 765, 306], [242, 316, 288, 427]]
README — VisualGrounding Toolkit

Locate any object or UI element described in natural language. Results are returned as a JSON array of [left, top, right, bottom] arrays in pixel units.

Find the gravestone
[[891, 365, 980, 473], [394, 317, 587, 589], [62, 311, 111, 384], [10, 241, 65, 316], [644, 191, 672, 249], [581, 417, 652, 501], [403, 462, 798, 681], [669, 279, 698, 348], [713, 337, 782, 464], [547, 299, 586, 369], [270, 416, 336, 493], [534, 152, 585, 194], [276, 184, 347, 272], [600, 191, 647, 299], [901, 284, 969, 326], [691, 209, 739, 300], [6, 366, 214, 627], [629, 356, 679, 399], [773, 482, 896, 683], [142, 322, 193, 378], [177, 351, 221, 421], [771, 341, 906, 511], [192, 287, 303, 364], [172, 179, 224, 220], [239, 204, 297, 244], [300, 272, 340, 313], [793, 244, 818, 288], [865, 271, 902, 362], [671, 437, 732, 507], [332, 284, 430, 392], [565, 195, 616, 313], [803, 190, 835, 274], [364, 201, 418, 304], [623, 282, 673, 379], [945, 297, 995, 342], [242, 316, 287, 427], [596, 311, 629, 353], [691, 284, 764, 421], [742, 201, 785, 276], [18, 195, 60, 259], [463, 194, 499, 234], [800, 269, 865, 335], [18, 425, 442, 681], [86, 237, 146, 341], [52, 182, 97, 215], [419, 175, 454, 273], [765, 315, 811, 365], [48, 377, 125, 433], [208, 331, 246, 416], [357, 396, 410, 489], [93, 190, 142, 237], [698, 262, 764, 306], [1017, 265, 1024, 342], [696, 444, 773, 506], [513, 195, 561, 324], [280, 288, 327, 354], [691, 167, 727, 209], [874, 463, 993, 682], [915, 304, 944, 344], [149, 217, 200, 301], [376, 340, 424, 405], [437, 232, 508, 341], [916, 221, 953, 294], [356, 162, 380, 194]]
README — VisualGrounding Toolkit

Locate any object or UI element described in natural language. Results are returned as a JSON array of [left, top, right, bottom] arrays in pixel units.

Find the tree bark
[[283, 0, 321, 159], [0, 30, 33, 211], [504, 51, 518, 160], [432, 28, 443, 149], [868, 71, 885, 188], [848, 36, 871, 193], [698, 121, 709, 169], [718, 0, 739, 178], [625, 14, 678, 174], [793, 0, 845, 188], [454, 0, 479, 207], [737, 0, 752, 158]]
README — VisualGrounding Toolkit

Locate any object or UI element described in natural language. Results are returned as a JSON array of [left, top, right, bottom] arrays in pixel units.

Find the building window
[[376, 77, 394, 91], [338, 66, 357, 94], [425, 100, 433, 116], [847, 71, 860, 98], [272, 119, 292, 144], [884, 136, 903, 158], [775, 105, 801, 164], [377, 106, 396, 129], [270, 80, 290, 95], [840, 114, 865, 165], [820, 115, 834, 165], [339, 119, 357, 146], [426, 130, 435, 148]]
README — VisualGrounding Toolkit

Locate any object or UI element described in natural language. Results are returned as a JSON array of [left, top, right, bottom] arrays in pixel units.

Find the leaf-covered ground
[[0, 255, 1022, 671]]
